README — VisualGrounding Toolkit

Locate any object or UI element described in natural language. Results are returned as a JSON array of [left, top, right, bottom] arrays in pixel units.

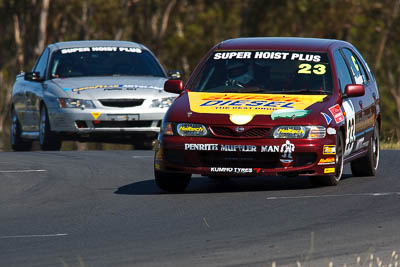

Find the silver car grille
[[99, 99, 144, 108]]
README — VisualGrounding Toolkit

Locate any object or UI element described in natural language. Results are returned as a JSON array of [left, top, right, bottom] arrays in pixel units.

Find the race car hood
[[166, 91, 337, 126], [50, 76, 174, 99]]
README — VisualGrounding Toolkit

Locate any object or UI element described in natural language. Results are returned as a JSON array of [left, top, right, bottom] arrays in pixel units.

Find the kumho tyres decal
[[188, 92, 326, 124]]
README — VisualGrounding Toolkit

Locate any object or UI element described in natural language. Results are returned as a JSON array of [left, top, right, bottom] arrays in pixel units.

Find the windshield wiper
[[279, 89, 331, 94], [220, 87, 266, 93]]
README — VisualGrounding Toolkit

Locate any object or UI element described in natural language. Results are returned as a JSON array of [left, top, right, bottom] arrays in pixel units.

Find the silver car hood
[[50, 76, 173, 99]]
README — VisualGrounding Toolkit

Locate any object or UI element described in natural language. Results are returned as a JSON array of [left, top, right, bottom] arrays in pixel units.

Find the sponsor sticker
[[184, 144, 219, 151], [64, 84, 163, 92], [61, 47, 142, 54], [328, 104, 344, 123], [220, 145, 257, 152], [210, 167, 255, 174], [323, 145, 336, 155], [179, 125, 204, 132], [213, 51, 321, 62], [321, 112, 332, 125], [271, 109, 310, 120], [277, 127, 305, 135], [324, 167, 336, 174], [355, 137, 370, 150], [188, 92, 326, 116], [279, 140, 295, 167], [91, 112, 101, 120], [318, 157, 336, 165], [154, 163, 161, 170], [183, 141, 295, 154], [342, 99, 356, 156]]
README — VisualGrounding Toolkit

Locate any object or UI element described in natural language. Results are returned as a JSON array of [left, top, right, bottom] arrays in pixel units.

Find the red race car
[[154, 37, 380, 192]]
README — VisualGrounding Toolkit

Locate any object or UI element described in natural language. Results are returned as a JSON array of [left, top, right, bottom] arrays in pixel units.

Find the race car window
[[342, 48, 368, 85], [189, 51, 333, 94], [32, 48, 50, 79], [353, 48, 374, 81], [333, 49, 353, 94], [50, 47, 166, 79]]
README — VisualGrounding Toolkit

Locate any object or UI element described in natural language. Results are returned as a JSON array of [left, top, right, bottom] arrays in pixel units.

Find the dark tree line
[[1, 0, 400, 150]]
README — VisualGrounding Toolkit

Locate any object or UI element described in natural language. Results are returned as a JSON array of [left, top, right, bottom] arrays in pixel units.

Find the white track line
[[0, 170, 47, 173], [267, 192, 400, 200], [0, 233, 68, 239], [132, 156, 153, 159]]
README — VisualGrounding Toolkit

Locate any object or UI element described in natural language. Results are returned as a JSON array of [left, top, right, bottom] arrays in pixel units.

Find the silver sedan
[[10, 40, 178, 150]]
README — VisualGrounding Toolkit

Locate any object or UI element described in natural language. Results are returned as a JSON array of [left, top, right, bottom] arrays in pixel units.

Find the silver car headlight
[[177, 123, 208, 137], [58, 98, 95, 109], [151, 97, 175, 108], [273, 126, 326, 139]]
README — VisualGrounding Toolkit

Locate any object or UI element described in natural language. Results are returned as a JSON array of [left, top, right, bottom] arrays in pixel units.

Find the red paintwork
[[164, 80, 183, 94], [345, 84, 365, 97], [156, 37, 380, 178]]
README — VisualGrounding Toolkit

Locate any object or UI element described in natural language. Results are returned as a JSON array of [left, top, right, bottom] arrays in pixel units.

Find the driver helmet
[[227, 61, 254, 84]]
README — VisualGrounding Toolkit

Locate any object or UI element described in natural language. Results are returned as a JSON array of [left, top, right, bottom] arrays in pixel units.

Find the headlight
[[307, 126, 326, 139], [273, 126, 326, 139], [151, 97, 175, 108], [177, 123, 208, 137], [58, 98, 95, 109]]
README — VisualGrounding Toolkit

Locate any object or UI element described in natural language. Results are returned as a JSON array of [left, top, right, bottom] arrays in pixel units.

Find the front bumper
[[155, 136, 337, 177], [48, 107, 166, 134]]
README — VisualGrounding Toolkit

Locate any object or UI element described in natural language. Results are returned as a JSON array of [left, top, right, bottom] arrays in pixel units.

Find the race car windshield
[[190, 51, 333, 94], [50, 47, 166, 78]]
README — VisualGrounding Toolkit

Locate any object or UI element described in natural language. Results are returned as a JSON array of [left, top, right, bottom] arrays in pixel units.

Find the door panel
[[12, 79, 28, 130], [24, 82, 42, 131], [341, 48, 373, 155]]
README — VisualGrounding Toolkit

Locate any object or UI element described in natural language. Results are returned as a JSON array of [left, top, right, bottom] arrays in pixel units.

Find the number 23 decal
[[298, 63, 327, 75], [342, 100, 356, 157]]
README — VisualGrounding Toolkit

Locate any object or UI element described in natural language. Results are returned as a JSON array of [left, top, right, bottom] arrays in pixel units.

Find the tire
[[350, 124, 379, 176], [154, 170, 191, 192], [309, 131, 344, 186], [10, 108, 33, 151], [39, 105, 62, 151]]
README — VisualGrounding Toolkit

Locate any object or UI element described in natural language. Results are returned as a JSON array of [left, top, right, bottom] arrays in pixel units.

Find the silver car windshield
[[190, 51, 333, 94], [50, 47, 166, 78]]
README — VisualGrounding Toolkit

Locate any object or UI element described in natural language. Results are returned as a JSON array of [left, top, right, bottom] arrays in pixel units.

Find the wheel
[[309, 131, 344, 186], [154, 170, 191, 192], [10, 108, 32, 151], [39, 105, 62, 151], [350, 124, 380, 176]]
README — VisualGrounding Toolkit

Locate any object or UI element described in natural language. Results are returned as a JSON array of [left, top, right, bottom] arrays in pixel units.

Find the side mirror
[[345, 84, 365, 97], [167, 70, 183, 80], [24, 72, 42, 81], [164, 79, 184, 94]]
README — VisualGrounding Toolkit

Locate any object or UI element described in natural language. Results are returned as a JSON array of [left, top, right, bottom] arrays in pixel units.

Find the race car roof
[[48, 40, 147, 52], [216, 37, 349, 52]]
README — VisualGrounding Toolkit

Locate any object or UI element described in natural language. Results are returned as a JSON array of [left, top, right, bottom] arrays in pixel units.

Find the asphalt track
[[0, 150, 399, 267]]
